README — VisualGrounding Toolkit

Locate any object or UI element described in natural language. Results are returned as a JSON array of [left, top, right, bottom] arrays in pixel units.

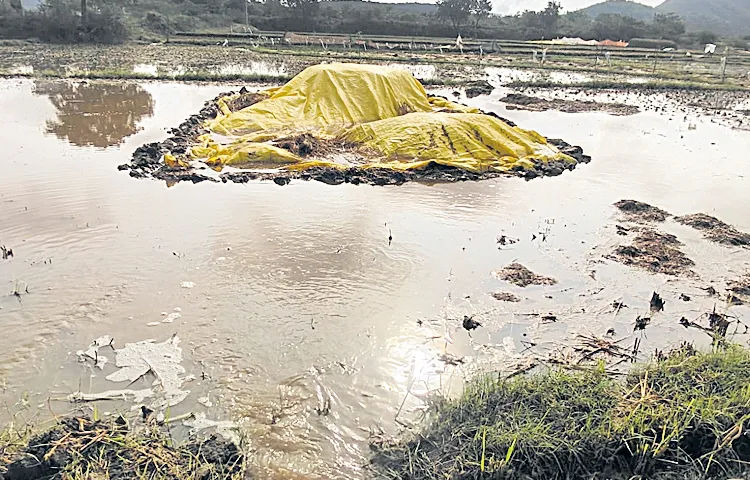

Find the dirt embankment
[[501, 93, 639, 116], [120, 91, 591, 187]]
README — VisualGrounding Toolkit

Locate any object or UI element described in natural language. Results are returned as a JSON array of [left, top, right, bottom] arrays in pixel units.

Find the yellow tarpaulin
[[189, 63, 574, 173]]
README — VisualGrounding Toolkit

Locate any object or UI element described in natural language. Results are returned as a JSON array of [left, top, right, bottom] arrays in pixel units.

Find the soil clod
[[493, 263, 557, 288], [491, 292, 521, 302], [650, 292, 665, 312], [677, 213, 750, 247], [609, 228, 694, 276], [464, 80, 494, 99], [462, 315, 481, 331], [614, 200, 670, 223], [680, 293, 691, 302]]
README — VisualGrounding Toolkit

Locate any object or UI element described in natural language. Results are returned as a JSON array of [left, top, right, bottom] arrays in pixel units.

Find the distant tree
[[593, 13, 647, 41], [436, 0, 472, 34], [539, 1, 561, 39], [283, 0, 319, 20], [469, 0, 491, 37], [652, 12, 685, 40], [9, 0, 22, 12], [696, 30, 717, 45], [143, 11, 174, 40]]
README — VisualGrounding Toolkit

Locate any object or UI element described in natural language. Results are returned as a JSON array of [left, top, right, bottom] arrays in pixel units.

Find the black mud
[[614, 200, 671, 223], [501, 93, 639, 116], [120, 89, 591, 187], [464, 80, 494, 99], [609, 228, 694, 276], [493, 263, 557, 288], [1, 416, 243, 480], [676, 213, 750, 247], [491, 292, 522, 302]]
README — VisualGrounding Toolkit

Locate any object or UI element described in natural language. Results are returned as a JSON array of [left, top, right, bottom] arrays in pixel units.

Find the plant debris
[[728, 274, 750, 297], [492, 263, 557, 288], [634, 315, 651, 331], [649, 292, 665, 312], [1, 245, 12, 260], [1, 416, 244, 480], [609, 228, 694, 276], [462, 315, 481, 331], [676, 213, 750, 247], [491, 292, 521, 302], [613, 200, 670, 223]]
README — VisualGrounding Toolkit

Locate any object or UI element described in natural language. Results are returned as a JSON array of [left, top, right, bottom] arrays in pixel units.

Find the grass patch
[[1, 415, 244, 480], [373, 344, 750, 479]]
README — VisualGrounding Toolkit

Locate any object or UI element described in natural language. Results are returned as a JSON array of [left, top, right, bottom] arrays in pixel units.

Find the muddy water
[[1, 78, 750, 479]]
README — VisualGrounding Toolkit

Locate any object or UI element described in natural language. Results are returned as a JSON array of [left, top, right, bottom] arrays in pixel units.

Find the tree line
[[0, 0, 736, 46]]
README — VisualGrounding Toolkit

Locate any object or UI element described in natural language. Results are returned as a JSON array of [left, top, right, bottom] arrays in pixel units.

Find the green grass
[[373, 344, 750, 479]]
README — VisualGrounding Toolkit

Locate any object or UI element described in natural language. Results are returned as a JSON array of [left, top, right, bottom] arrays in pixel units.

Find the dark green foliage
[[373, 346, 750, 479], [628, 37, 678, 49]]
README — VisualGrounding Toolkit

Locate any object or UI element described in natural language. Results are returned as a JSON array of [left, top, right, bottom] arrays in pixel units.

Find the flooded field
[[1, 77, 750, 478]]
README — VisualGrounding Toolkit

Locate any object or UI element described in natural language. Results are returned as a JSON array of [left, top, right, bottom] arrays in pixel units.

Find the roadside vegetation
[[373, 343, 750, 479]]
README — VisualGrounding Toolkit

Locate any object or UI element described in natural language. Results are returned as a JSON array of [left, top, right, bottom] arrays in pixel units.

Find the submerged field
[[1, 42, 750, 478]]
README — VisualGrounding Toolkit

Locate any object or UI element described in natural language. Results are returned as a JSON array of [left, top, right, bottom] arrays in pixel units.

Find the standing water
[[1, 78, 749, 478]]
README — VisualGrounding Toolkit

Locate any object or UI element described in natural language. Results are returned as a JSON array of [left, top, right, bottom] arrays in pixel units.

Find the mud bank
[[0, 416, 244, 480], [120, 88, 591, 186], [501, 93, 639, 116]]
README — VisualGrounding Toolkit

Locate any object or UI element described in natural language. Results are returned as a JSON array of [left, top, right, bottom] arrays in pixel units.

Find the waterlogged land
[[1, 41, 749, 90], [0, 49, 750, 479]]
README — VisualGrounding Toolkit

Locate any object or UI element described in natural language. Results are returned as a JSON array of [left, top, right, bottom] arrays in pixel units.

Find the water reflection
[[34, 80, 154, 148]]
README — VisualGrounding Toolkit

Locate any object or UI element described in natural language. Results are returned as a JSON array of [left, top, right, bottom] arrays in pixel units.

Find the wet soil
[[464, 80, 494, 99], [676, 213, 750, 247], [500, 93, 639, 116], [728, 275, 750, 297], [493, 263, 557, 287], [491, 292, 522, 302], [609, 228, 694, 276], [120, 91, 592, 186], [614, 200, 670, 223], [1, 416, 243, 480]]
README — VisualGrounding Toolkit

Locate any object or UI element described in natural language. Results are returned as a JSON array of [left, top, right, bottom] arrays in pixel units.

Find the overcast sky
[[377, 0, 664, 14]]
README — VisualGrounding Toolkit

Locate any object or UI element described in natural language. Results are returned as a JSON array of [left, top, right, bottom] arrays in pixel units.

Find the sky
[[377, 0, 664, 14]]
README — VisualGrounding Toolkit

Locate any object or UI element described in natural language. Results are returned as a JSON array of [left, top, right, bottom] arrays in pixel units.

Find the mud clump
[[493, 263, 557, 288], [491, 292, 522, 302], [676, 213, 750, 247], [610, 228, 694, 276], [1, 416, 243, 480], [614, 200, 670, 223], [465, 80, 494, 99], [501, 93, 639, 116], [728, 275, 750, 297]]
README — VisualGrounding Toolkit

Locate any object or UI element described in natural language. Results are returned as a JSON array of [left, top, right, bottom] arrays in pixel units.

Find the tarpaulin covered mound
[[122, 63, 590, 185]]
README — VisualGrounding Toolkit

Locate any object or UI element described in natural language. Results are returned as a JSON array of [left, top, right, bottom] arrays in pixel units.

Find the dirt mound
[[493, 263, 557, 288], [610, 228, 694, 276], [728, 275, 750, 297], [676, 213, 750, 247], [614, 200, 670, 223], [501, 93, 639, 116], [1, 416, 243, 480], [491, 292, 522, 302], [465, 80, 494, 99]]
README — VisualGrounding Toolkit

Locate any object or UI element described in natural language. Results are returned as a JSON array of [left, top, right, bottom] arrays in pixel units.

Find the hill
[[579, 0, 655, 22], [656, 0, 750, 36]]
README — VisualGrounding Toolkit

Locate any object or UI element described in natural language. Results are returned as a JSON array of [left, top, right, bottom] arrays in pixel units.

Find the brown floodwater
[[1, 78, 749, 479]]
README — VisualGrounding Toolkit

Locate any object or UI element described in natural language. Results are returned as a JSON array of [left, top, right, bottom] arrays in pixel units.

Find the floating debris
[[491, 292, 521, 302], [76, 335, 114, 370], [650, 292, 665, 312], [676, 213, 750, 247], [614, 200, 670, 223], [496, 235, 519, 246], [493, 263, 557, 288], [609, 229, 694, 276], [634, 315, 651, 332], [462, 315, 481, 331], [180, 281, 195, 289]]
